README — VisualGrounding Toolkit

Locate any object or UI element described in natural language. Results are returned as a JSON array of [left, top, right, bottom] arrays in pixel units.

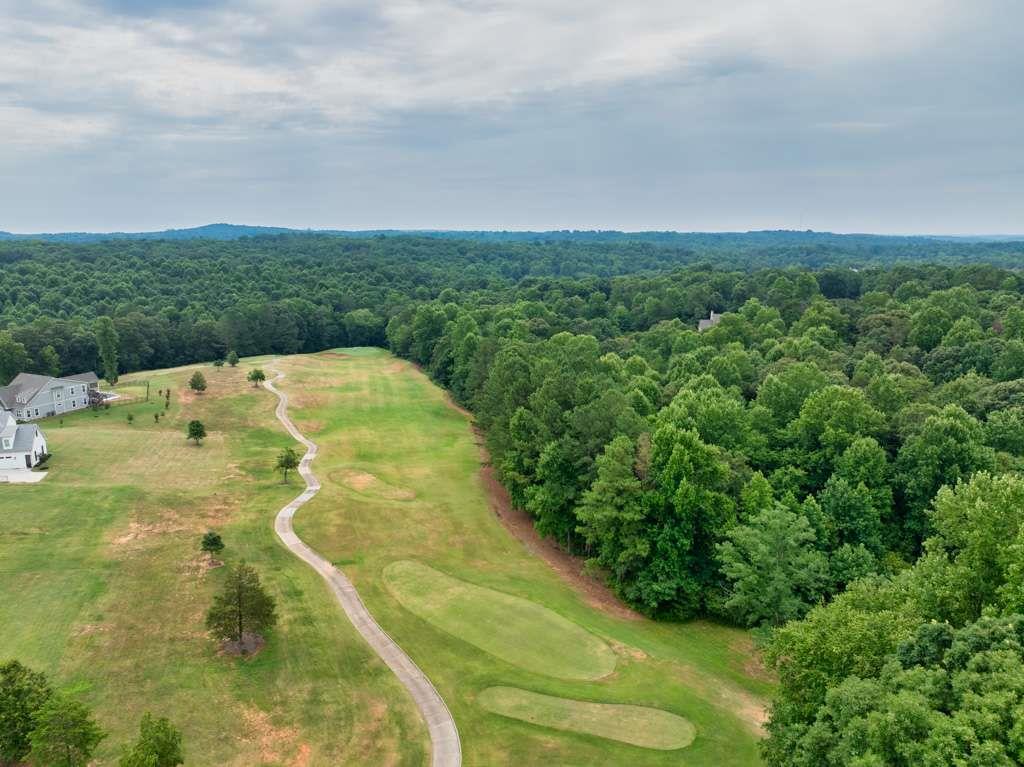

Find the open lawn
[[478, 686, 697, 750], [1, 349, 772, 765], [286, 349, 773, 765], [0, 360, 427, 765]]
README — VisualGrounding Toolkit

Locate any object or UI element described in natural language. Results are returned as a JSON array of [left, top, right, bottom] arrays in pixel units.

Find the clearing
[[288, 349, 772, 765], [0, 349, 772, 765]]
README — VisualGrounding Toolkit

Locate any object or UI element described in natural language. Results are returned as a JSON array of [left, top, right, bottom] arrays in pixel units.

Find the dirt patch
[[333, 468, 416, 501], [345, 470, 376, 490], [610, 640, 648, 661], [480, 463, 642, 622], [731, 634, 775, 684], [73, 623, 108, 637], [181, 553, 225, 578], [220, 632, 266, 658], [111, 520, 189, 546]]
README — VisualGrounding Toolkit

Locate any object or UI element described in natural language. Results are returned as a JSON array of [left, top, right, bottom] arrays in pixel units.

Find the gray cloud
[[0, 0, 1021, 233]]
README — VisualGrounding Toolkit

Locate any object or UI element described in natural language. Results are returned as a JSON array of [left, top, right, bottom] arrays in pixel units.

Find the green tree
[[39, 345, 61, 377], [275, 447, 300, 483], [212, 358, 224, 369], [201, 531, 224, 555], [27, 693, 105, 767], [0, 660, 53, 764], [247, 369, 266, 388], [0, 330, 32, 386], [95, 316, 120, 385], [790, 385, 885, 487], [205, 563, 278, 645], [226, 350, 239, 367], [774, 615, 1024, 767], [188, 371, 207, 393], [186, 420, 206, 445], [576, 436, 647, 583], [717, 505, 829, 627], [118, 713, 183, 767], [895, 405, 994, 545]]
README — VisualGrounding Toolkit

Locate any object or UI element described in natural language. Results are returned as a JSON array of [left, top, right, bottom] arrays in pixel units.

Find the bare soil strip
[[265, 369, 462, 767]]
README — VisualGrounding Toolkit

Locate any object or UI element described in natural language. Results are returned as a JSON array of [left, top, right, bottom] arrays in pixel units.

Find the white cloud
[[0, 0, 972, 144]]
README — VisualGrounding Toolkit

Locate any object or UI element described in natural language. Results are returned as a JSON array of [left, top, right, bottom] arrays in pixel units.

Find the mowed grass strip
[[479, 686, 697, 750], [383, 560, 617, 680]]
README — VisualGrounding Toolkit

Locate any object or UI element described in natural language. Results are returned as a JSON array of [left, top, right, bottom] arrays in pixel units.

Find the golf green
[[383, 560, 617, 680]]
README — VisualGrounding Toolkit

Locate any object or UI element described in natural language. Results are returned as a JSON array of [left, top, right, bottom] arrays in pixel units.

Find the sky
[[1, 0, 1021, 234]]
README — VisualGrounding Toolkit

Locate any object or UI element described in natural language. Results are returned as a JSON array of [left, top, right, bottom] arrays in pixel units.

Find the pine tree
[[206, 563, 277, 647]]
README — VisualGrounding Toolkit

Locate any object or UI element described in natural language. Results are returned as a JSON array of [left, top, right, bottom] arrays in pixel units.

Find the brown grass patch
[[332, 468, 416, 501], [239, 705, 303, 763], [111, 520, 189, 546]]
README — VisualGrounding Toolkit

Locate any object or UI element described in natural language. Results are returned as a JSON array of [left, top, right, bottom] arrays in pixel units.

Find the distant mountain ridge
[[0, 223, 1020, 245]]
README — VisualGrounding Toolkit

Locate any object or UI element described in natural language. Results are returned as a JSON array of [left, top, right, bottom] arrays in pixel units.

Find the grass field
[[285, 349, 773, 765], [1, 349, 772, 765], [0, 360, 427, 765]]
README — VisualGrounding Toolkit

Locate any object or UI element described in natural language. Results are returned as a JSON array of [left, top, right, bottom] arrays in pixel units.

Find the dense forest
[[4, 233, 1024, 764]]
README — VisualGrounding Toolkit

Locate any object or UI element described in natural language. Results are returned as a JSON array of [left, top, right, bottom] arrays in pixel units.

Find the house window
[[34, 408, 39, 417], [16, 410, 23, 418], [71, 400, 77, 408]]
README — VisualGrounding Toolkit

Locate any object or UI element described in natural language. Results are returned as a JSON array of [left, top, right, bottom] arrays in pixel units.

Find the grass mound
[[383, 560, 616, 680], [479, 687, 697, 750]]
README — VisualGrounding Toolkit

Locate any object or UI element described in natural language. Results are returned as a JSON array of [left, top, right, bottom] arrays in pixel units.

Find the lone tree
[[188, 371, 207, 394], [247, 369, 266, 388], [201, 530, 224, 555], [227, 351, 239, 367], [213, 358, 224, 369], [206, 563, 277, 652], [28, 693, 105, 767], [95, 316, 120, 386], [276, 447, 300, 483], [126, 413, 134, 425], [119, 714, 183, 767], [0, 660, 53, 764], [187, 420, 206, 445]]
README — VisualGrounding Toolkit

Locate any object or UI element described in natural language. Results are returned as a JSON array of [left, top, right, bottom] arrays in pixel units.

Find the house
[[0, 372, 99, 421], [0, 409, 48, 470], [698, 311, 722, 332]]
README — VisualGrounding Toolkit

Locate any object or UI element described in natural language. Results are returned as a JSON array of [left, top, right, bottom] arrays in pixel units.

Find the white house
[[0, 409, 48, 470], [0, 372, 98, 421], [698, 311, 723, 332]]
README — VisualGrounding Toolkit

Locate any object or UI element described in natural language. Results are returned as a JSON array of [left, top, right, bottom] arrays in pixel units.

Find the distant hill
[[0, 223, 1020, 246]]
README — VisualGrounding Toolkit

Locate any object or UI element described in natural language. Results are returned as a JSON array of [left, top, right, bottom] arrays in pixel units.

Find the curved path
[[265, 370, 462, 767]]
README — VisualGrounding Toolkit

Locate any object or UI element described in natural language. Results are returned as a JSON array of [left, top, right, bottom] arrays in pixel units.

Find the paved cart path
[[265, 370, 462, 767]]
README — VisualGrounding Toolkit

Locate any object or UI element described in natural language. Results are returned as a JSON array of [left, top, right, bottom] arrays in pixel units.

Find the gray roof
[[697, 311, 722, 332], [0, 409, 12, 431], [0, 424, 40, 455], [0, 373, 51, 408], [0, 371, 99, 408]]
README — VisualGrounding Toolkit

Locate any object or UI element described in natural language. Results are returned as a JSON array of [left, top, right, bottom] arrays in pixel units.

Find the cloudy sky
[[1, 0, 1021, 234]]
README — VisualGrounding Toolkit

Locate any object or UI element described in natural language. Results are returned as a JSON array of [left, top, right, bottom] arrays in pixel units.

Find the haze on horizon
[[1, 0, 1021, 236]]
